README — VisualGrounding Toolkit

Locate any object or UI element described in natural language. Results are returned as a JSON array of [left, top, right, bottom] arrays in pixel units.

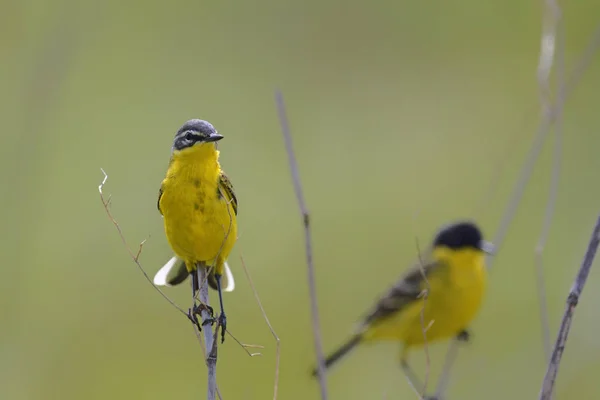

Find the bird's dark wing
[[359, 255, 443, 329], [218, 171, 238, 216], [157, 185, 164, 215]]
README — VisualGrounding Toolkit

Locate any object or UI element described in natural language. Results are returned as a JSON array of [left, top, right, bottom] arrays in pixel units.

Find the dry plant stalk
[[432, 13, 565, 397], [275, 90, 328, 400], [98, 169, 188, 315], [538, 215, 600, 400], [534, 0, 563, 365], [487, 15, 600, 273], [240, 255, 281, 400], [432, 15, 600, 400], [416, 239, 432, 399], [98, 170, 225, 399], [195, 266, 220, 400]]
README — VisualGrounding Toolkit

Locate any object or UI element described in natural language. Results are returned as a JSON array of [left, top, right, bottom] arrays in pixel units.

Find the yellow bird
[[153, 119, 238, 341], [314, 221, 493, 384]]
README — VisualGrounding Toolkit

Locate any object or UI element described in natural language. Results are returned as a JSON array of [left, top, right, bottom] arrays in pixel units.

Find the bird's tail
[[153, 256, 188, 286], [207, 261, 235, 292], [311, 334, 362, 377], [153, 256, 235, 292]]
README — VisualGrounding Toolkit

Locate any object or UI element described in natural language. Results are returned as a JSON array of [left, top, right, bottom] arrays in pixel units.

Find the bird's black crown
[[433, 221, 484, 250]]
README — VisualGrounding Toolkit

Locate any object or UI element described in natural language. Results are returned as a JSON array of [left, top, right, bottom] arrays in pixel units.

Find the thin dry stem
[[433, 336, 462, 399], [415, 238, 432, 397], [240, 254, 281, 400], [537, 0, 561, 104], [428, 14, 600, 400], [538, 215, 600, 399], [196, 266, 219, 400], [100, 170, 227, 399], [226, 329, 265, 357], [474, 24, 600, 226], [488, 23, 600, 268], [275, 90, 328, 400], [534, 0, 564, 364], [98, 169, 188, 317], [405, 377, 426, 400], [195, 189, 234, 311]]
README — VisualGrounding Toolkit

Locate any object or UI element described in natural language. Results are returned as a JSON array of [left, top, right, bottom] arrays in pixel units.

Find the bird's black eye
[[185, 131, 195, 141]]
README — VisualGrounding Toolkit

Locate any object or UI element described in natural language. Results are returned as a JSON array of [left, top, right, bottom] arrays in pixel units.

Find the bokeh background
[[3, 1, 600, 399]]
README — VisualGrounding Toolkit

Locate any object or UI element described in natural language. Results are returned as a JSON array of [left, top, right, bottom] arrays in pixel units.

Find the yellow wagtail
[[313, 221, 493, 384], [153, 119, 238, 342]]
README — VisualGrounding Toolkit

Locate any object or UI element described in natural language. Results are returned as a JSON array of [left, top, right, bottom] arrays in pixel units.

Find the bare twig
[[433, 336, 462, 399], [240, 254, 281, 400], [415, 239, 431, 397], [190, 317, 223, 400], [538, 215, 600, 400], [226, 329, 265, 357], [488, 23, 600, 267], [196, 266, 219, 400], [431, 17, 600, 400], [537, 0, 561, 104], [196, 189, 235, 314], [405, 376, 426, 400], [100, 169, 225, 398], [488, 123, 548, 266], [474, 24, 600, 226], [535, 0, 564, 364], [275, 90, 328, 400], [98, 169, 189, 317]]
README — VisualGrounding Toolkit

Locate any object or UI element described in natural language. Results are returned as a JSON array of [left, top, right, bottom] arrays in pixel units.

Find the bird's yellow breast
[[159, 145, 237, 268], [365, 248, 487, 347]]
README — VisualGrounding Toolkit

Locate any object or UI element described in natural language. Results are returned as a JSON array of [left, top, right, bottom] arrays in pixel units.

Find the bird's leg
[[192, 270, 199, 298], [188, 270, 215, 329], [432, 329, 471, 400], [190, 303, 216, 327], [187, 270, 201, 329], [456, 329, 470, 342], [400, 356, 425, 396], [215, 273, 227, 343]]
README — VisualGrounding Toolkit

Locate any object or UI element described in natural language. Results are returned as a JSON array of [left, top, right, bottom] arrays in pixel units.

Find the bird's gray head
[[433, 221, 494, 254], [172, 119, 223, 152]]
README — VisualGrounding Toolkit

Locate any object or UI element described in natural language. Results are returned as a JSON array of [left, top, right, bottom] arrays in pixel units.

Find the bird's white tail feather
[[153, 256, 235, 292], [223, 261, 235, 292], [153, 256, 179, 286]]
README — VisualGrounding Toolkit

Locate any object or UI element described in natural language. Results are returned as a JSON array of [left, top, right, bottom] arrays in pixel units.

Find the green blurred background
[[3, 0, 600, 399]]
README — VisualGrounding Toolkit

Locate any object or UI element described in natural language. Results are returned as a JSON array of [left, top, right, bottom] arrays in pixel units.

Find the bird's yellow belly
[[161, 182, 237, 265], [366, 264, 486, 347], [405, 278, 485, 345]]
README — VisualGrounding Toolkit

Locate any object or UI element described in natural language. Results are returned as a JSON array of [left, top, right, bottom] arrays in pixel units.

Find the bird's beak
[[205, 133, 224, 142], [479, 240, 495, 255]]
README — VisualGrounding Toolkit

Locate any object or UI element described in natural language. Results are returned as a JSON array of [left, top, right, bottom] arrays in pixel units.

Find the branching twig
[[474, 24, 600, 228], [488, 23, 600, 268], [240, 254, 281, 400], [98, 169, 188, 317], [225, 329, 265, 357], [538, 215, 600, 400], [275, 90, 328, 400], [100, 169, 225, 399], [426, 15, 600, 400], [434, 18, 600, 400]]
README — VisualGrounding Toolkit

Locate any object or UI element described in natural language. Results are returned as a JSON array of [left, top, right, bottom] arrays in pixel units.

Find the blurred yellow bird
[[153, 119, 238, 341], [313, 221, 493, 382]]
